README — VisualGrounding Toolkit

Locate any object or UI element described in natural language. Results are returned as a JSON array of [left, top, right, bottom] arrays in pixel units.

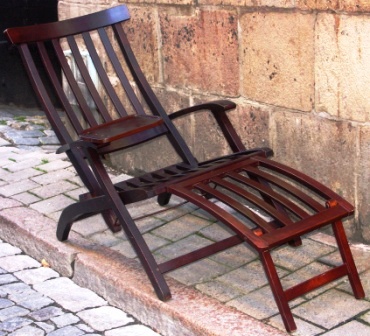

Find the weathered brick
[[315, 13, 370, 121], [160, 8, 239, 96], [240, 11, 315, 112]]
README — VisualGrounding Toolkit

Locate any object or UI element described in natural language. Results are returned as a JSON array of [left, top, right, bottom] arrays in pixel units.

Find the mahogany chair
[[4, 5, 364, 332]]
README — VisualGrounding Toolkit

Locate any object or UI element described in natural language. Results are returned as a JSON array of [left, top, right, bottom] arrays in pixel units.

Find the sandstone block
[[315, 13, 370, 122], [357, 125, 370, 243], [240, 11, 315, 112], [160, 8, 239, 96], [271, 111, 357, 204]]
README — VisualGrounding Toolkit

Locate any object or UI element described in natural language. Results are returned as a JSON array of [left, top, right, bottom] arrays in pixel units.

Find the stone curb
[[0, 203, 285, 336]]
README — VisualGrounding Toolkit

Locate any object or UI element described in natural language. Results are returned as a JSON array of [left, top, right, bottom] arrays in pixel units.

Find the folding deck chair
[[4, 5, 365, 332]]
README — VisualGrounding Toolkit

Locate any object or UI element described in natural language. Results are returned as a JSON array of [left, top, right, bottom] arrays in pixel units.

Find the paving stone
[[8, 288, 53, 311], [34, 322, 55, 333], [12, 137, 41, 146], [170, 258, 231, 286], [30, 180, 78, 199], [3, 159, 43, 173], [135, 216, 166, 234], [71, 214, 108, 237], [0, 299, 14, 309], [0, 306, 30, 322], [35, 160, 71, 173], [227, 286, 282, 320], [29, 195, 75, 214], [0, 180, 40, 197], [14, 267, 59, 285], [75, 323, 93, 332], [199, 222, 235, 241], [0, 243, 22, 257], [9, 325, 45, 336], [29, 306, 63, 321], [209, 243, 257, 269], [39, 136, 60, 145], [152, 214, 212, 242], [267, 314, 325, 335], [271, 239, 336, 271], [89, 231, 125, 248], [0, 255, 41, 272], [321, 320, 370, 335], [359, 310, 370, 324], [30, 169, 76, 185], [105, 324, 161, 336], [11, 192, 41, 205], [0, 196, 22, 210], [0, 167, 43, 182], [77, 306, 134, 332], [292, 289, 370, 329], [34, 278, 107, 313], [111, 240, 137, 259], [51, 313, 80, 328], [0, 283, 32, 297], [0, 139, 10, 146], [0, 317, 32, 332], [156, 234, 213, 260], [217, 260, 287, 294], [196, 279, 244, 303], [0, 274, 18, 285], [48, 325, 85, 336]]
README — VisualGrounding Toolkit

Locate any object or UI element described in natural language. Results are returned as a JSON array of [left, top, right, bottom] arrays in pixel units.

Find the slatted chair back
[[5, 5, 197, 166]]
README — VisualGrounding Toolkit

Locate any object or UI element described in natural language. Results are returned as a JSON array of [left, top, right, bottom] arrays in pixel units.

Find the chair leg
[[84, 147, 172, 301], [260, 250, 297, 332], [57, 195, 111, 241], [157, 192, 172, 206], [332, 220, 365, 299]]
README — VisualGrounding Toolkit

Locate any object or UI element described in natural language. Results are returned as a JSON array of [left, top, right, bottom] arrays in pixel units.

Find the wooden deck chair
[[4, 5, 364, 332]]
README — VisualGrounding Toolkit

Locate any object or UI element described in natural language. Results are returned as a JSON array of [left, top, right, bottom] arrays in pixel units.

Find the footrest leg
[[332, 221, 365, 299], [260, 250, 297, 332]]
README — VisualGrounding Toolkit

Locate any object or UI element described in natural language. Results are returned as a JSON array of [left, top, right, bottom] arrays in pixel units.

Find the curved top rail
[[4, 5, 130, 44]]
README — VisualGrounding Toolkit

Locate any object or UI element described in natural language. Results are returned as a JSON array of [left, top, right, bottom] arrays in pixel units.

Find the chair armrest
[[169, 100, 236, 120], [80, 115, 164, 144], [169, 99, 245, 152]]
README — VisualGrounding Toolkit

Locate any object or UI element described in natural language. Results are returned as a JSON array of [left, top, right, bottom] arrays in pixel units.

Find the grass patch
[[41, 159, 49, 165], [34, 167, 47, 173], [8, 158, 16, 162], [14, 116, 27, 122], [0, 120, 7, 125]]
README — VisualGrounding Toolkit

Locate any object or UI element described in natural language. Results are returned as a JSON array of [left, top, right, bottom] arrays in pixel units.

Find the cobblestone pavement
[[0, 104, 369, 336], [0, 239, 161, 336], [0, 106, 161, 335]]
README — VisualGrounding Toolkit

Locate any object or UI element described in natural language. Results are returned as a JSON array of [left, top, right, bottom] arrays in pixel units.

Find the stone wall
[[58, 0, 370, 243]]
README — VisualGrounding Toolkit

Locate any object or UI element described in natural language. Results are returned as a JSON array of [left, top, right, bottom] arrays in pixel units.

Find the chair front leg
[[332, 220, 365, 299], [83, 145, 172, 301], [260, 250, 297, 332]]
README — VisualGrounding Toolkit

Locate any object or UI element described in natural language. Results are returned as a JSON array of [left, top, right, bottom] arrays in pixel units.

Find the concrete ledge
[[0, 202, 284, 336]]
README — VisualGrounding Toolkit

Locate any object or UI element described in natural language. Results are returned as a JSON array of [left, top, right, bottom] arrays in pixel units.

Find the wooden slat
[[98, 27, 146, 116], [18, 44, 73, 144], [52, 39, 98, 127], [243, 165, 326, 212], [82, 32, 128, 117], [226, 171, 310, 220], [67, 35, 112, 122], [255, 157, 354, 212], [36, 41, 84, 135], [211, 176, 294, 229]]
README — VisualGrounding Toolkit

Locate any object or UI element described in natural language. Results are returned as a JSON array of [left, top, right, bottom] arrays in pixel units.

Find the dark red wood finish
[[4, 5, 364, 332]]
